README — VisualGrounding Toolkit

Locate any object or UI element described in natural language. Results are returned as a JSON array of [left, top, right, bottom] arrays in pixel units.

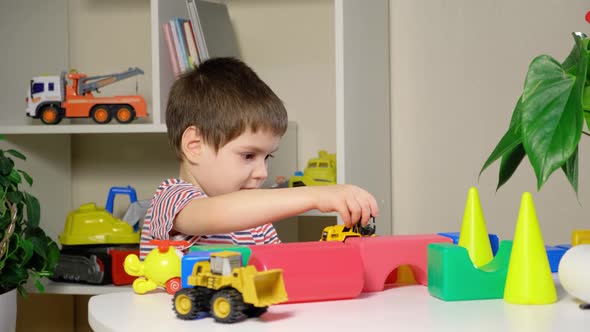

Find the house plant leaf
[[23, 192, 40, 228], [480, 98, 524, 177], [0, 137, 59, 296], [497, 144, 526, 191], [0, 153, 13, 176], [561, 147, 579, 197], [5, 150, 26, 161], [520, 54, 583, 190], [481, 32, 590, 194]]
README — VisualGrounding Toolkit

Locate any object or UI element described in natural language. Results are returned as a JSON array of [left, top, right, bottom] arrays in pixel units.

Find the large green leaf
[[520, 54, 583, 190], [5, 149, 26, 161], [497, 143, 526, 190], [561, 146, 578, 195], [45, 241, 60, 271], [585, 110, 590, 132], [5, 191, 23, 204], [8, 169, 21, 185], [17, 238, 34, 267], [18, 170, 33, 186], [480, 98, 524, 178], [562, 33, 585, 74], [23, 192, 40, 228], [0, 154, 13, 176]]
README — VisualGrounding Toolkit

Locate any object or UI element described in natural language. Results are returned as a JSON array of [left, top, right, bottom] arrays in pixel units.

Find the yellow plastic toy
[[124, 240, 185, 295], [320, 217, 376, 242], [289, 150, 337, 187], [59, 203, 139, 245], [457, 187, 494, 267], [504, 192, 557, 304], [173, 251, 287, 323]]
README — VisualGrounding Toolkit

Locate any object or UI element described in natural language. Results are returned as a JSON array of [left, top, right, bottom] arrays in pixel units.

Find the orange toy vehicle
[[25, 67, 147, 124]]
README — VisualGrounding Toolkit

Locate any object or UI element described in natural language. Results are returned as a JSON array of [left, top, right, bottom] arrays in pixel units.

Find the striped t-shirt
[[140, 179, 281, 259]]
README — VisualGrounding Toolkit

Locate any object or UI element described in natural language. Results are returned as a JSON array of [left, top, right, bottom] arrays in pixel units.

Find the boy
[[140, 58, 379, 258]]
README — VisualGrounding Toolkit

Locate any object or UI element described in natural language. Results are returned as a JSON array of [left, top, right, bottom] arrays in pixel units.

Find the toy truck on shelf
[[289, 150, 337, 187], [173, 251, 288, 323], [25, 67, 147, 124], [51, 186, 140, 285]]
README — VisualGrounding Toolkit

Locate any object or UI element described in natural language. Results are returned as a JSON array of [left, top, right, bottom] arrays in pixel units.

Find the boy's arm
[[173, 184, 379, 236]]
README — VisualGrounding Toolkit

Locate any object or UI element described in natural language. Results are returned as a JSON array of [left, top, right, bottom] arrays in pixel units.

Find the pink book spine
[[162, 22, 181, 77]]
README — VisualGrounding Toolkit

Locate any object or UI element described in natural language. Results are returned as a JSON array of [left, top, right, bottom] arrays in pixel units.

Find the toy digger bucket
[[242, 267, 288, 307]]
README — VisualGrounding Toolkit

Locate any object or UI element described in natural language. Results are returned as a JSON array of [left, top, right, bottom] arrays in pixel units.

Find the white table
[[89, 280, 590, 332]]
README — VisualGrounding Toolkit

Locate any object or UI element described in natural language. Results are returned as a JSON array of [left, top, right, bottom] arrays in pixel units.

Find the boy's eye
[[244, 153, 255, 160], [265, 154, 275, 160]]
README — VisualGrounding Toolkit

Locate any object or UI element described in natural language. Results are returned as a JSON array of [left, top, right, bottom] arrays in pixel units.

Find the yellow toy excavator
[[173, 251, 288, 323]]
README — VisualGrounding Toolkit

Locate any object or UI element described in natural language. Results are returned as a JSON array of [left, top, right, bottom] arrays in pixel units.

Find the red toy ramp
[[248, 241, 364, 304], [345, 234, 453, 292]]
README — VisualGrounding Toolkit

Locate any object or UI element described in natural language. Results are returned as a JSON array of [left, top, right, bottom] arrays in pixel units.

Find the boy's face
[[193, 129, 281, 196]]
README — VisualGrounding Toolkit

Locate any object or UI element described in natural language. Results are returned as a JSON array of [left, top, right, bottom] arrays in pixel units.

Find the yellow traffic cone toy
[[458, 187, 494, 267], [504, 192, 557, 304]]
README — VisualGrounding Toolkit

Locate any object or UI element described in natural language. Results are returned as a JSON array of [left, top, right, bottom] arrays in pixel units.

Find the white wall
[[390, 0, 590, 244]]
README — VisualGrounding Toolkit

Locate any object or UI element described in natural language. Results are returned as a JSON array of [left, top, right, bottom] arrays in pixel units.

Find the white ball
[[558, 244, 590, 303]]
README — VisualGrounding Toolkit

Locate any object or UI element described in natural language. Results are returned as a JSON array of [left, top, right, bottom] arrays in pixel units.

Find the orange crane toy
[[26, 67, 147, 124]]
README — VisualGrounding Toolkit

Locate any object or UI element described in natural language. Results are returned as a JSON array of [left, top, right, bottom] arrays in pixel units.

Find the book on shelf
[[162, 18, 198, 77], [162, 0, 240, 77], [162, 23, 181, 77], [185, 0, 240, 61]]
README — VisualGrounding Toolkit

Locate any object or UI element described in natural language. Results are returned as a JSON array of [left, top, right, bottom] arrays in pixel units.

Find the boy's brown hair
[[166, 57, 288, 160]]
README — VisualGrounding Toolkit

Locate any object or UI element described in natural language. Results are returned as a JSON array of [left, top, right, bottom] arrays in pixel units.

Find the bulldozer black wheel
[[210, 288, 247, 323], [172, 288, 205, 320], [194, 286, 215, 311], [244, 304, 268, 318]]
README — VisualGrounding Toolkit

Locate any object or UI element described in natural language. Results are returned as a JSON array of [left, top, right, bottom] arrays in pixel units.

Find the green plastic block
[[427, 240, 513, 301], [189, 244, 251, 266]]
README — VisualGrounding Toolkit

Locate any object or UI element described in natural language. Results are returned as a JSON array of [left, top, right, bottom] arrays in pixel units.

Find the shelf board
[[26, 279, 133, 295], [0, 123, 167, 134]]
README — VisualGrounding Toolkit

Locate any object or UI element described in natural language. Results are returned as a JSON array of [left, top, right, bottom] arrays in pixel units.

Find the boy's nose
[[252, 161, 268, 180]]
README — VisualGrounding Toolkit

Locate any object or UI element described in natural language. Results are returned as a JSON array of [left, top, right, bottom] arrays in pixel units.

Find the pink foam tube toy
[[248, 241, 364, 304]]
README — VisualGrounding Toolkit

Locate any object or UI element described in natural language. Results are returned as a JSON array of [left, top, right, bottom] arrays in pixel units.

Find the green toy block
[[428, 240, 513, 301], [189, 244, 251, 266]]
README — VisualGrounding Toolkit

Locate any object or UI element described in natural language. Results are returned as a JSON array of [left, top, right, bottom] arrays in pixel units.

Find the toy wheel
[[173, 288, 204, 320], [114, 105, 135, 124], [210, 288, 247, 323], [244, 304, 268, 318], [91, 105, 112, 124], [165, 277, 182, 294], [39, 105, 62, 125]]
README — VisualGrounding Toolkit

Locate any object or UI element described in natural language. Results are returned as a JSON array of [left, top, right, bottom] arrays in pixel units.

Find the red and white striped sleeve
[[148, 180, 206, 239]]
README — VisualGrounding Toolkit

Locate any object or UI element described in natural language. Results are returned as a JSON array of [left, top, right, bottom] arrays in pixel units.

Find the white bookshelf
[[0, 124, 167, 135]]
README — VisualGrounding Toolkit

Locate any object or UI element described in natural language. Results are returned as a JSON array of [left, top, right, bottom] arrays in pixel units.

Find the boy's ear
[[181, 126, 202, 163]]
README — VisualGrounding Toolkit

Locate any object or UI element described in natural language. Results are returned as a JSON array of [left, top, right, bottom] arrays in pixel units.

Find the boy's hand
[[312, 184, 379, 228]]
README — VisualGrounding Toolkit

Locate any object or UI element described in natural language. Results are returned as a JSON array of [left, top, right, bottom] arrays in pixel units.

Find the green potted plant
[[480, 32, 590, 195], [0, 135, 60, 330]]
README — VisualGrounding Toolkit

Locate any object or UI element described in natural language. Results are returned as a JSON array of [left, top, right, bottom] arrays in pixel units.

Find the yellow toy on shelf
[[124, 240, 185, 295], [59, 203, 139, 245], [289, 150, 337, 187]]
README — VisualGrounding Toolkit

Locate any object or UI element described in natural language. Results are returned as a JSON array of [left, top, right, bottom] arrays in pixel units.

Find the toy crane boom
[[77, 67, 144, 95]]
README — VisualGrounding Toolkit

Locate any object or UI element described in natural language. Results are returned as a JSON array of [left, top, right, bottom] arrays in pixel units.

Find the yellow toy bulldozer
[[320, 217, 377, 242], [172, 251, 287, 323]]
